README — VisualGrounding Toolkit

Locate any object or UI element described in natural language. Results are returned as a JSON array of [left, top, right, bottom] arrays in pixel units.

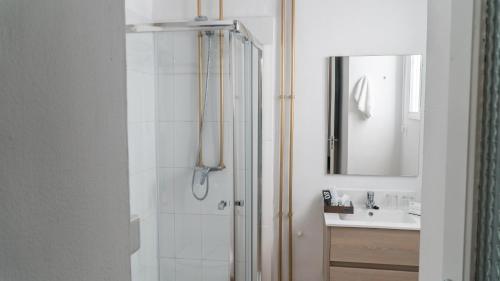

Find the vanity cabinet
[[326, 227, 420, 281], [330, 267, 418, 281]]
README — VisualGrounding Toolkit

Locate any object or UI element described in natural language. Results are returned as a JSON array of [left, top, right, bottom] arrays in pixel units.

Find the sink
[[339, 209, 418, 224], [324, 208, 420, 230]]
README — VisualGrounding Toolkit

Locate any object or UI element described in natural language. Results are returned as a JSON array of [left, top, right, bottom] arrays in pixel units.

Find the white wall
[[420, 0, 477, 279], [0, 1, 130, 281], [126, 0, 153, 24], [293, 0, 427, 280]]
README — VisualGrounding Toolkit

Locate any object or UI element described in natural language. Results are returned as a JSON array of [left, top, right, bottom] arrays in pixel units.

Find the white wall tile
[[126, 33, 155, 74], [143, 82, 156, 122], [200, 170, 232, 215], [140, 123, 157, 171], [156, 33, 175, 74], [202, 215, 230, 261], [160, 258, 175, 281], [174, 168, 202, 214], [128, 122, 141, 174], [127, 72, 144, 123], [126, 5, 157, 281], [139, 214, 159, 281], [203, 74, 233, 123], [173, 32, 198, 74], [159, 122, 175, 167], [127, 74, 155, 124], [158, 75, 175, 122], [129, 171, 157, 218], [159, 213, 175, 258], [131, 252, 140, 281], [152, 0, 276, 21], [142, 170, 159, 215], [159, 168, 175, 213], [203, 261, 229, 281], [174, 214, 202, 259], [173, 75, 197, 121], [175, 259, 203, 281], [129, 174, 140, 218], [153, 0, 197, 21], [173, 122, 197, 168], [126, 0, 153, 23]]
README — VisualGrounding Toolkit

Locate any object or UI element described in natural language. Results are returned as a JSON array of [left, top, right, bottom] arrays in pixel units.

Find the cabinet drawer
[[330, 267, 418, 281], [330, 227, 420, 266]]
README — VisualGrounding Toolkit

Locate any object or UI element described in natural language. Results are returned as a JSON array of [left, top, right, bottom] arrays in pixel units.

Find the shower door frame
[[126, 20, 263, 281]]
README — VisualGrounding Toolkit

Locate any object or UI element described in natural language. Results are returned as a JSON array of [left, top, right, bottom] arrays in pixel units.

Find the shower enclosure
[[126, 20, 262, 281]]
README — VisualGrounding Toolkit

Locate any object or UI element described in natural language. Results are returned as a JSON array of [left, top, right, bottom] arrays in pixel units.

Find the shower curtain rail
[[126, 20, 263, 51]]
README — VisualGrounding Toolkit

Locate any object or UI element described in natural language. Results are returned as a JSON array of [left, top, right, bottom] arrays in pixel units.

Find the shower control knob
[[218, 200, 228, 210]]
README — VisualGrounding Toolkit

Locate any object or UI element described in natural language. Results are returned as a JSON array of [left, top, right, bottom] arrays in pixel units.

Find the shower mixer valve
[[218, 200, 228, 210]]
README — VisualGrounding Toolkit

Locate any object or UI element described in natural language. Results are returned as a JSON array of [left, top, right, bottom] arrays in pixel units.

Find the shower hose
[[192, 32, 214, 201]]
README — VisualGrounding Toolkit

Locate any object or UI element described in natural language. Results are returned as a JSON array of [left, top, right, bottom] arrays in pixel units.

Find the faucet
[[366, 191, 376, 209]]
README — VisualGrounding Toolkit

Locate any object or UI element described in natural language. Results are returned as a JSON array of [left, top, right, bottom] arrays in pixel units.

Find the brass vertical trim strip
[[197, 41, 204, 165], [288, 0, 296, 280], [219, 0, 225, 168], [196, 0, 204, 166], [278, 0, 286, 280]]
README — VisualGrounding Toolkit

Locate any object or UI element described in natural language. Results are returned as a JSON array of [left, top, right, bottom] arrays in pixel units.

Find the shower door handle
[[235, 200, 244, 207]]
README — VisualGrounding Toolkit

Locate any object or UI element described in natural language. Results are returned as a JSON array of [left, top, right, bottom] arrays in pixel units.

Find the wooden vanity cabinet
[[326, 227, 420, 281]]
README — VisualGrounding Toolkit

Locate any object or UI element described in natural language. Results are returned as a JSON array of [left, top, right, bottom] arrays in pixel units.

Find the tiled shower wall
[[156, 32, 237, 281], [126, 32, 159, 281], [125, 1, 276, 279]]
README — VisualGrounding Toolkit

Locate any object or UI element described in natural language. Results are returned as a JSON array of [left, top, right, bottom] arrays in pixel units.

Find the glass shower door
[[231, 33, 262, 281]]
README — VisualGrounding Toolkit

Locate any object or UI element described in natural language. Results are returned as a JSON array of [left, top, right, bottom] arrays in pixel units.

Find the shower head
[[194, 16, 215, 36], [195, 15, 208, 21]]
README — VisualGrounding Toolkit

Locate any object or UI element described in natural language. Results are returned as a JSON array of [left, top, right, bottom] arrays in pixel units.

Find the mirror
[[327, 55, 424, 177]]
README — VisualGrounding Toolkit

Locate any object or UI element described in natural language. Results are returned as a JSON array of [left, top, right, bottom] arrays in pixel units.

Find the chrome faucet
[[366, 191, 376, 209]]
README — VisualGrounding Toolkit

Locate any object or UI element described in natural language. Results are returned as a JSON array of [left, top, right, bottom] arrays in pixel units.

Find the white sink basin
[[339, 209, 417, 224], [325, 209, 420, 230]]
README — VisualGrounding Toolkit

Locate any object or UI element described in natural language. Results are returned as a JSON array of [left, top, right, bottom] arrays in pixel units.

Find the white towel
[[352, 76, 372, 119]]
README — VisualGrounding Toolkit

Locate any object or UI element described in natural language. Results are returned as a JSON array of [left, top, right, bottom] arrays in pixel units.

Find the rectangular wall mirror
[[327, 55, 424, 177]]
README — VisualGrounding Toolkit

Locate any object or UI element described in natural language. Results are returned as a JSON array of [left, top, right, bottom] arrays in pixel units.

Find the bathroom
[[0, 0, 497, 281]]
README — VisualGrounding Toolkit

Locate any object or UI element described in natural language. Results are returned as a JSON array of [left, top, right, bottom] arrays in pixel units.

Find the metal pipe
[[197, 0, 204, 166], [219, 0, 225, 168], [288, 0, 296, 280], [278, 0, 286, 280]]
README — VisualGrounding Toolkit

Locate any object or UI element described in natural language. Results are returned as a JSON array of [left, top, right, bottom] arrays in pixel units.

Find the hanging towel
[[352, 76, 372, 119]]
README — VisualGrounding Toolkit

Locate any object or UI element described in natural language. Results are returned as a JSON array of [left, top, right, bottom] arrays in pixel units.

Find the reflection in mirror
[[327, 55, 424, 177]]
